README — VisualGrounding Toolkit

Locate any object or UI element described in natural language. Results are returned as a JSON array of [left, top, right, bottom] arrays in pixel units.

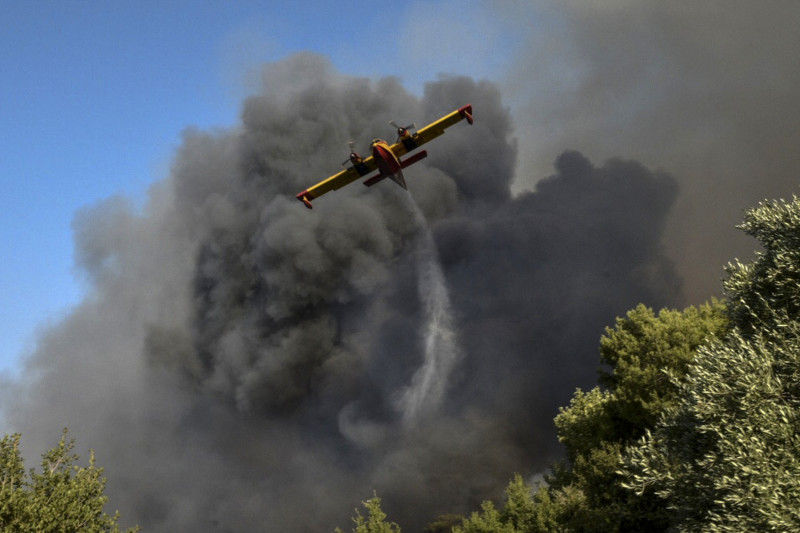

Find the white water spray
[[396, 201, 461, 424]]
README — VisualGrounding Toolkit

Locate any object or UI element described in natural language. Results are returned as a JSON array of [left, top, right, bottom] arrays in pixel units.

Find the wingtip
[[296, 191, 313, 209], [459, 104, 474, 125]]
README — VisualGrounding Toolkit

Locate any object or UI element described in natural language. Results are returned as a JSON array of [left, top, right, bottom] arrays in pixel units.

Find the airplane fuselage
[[370, 139, 407, 189]]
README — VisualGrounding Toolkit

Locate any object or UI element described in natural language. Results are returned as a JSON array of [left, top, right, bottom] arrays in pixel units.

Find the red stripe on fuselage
[[371, 140, 407, 189], [371, 141, 401, 175]]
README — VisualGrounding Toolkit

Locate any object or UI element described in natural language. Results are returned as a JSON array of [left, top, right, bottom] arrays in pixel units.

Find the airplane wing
[[388, 104, 474, 159], [296, 104, 472, 208], [296, 156, 378, 208]]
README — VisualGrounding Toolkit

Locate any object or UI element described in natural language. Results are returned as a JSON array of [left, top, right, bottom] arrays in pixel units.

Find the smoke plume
[[1, 54, 681, 531], [503, 1, 800, 301]]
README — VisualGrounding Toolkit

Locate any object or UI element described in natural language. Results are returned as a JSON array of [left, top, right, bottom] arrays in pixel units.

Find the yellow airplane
[[296, 104, 473, 208]]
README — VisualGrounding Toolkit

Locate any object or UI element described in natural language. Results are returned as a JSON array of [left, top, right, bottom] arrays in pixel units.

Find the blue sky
[[1, 1, 523, 374]]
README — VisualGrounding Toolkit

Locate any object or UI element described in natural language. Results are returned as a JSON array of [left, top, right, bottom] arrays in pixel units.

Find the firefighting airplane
[[296, 104, 473, 208]]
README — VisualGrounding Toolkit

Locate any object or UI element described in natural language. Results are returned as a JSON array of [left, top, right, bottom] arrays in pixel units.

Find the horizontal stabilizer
[[363, 150, 428, 188], [363, 172, 384, 187], [400, 150, 428, 168]]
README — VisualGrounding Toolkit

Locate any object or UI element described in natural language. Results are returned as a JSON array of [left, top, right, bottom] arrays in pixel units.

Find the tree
[[598, 302, 729, 435], [622, 197, 800, 532], [0, 429, 138, 532], [624, 326, 800, 531], [452, 473, 587, 533], [724, 197, 800, 336], [454, 474, 534, 533], [336, 494, 402, 533], [540, 302, 728, 532]]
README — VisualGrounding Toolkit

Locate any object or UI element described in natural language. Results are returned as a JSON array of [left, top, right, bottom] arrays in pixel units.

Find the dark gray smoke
[[0, 53, 681, 531], [503, 1, 800, 302]]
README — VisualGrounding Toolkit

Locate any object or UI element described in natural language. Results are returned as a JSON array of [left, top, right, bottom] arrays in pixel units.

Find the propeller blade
[[389, 121, 415, 131], [390, 120, 416, 142], [342, 141, 358, 166]]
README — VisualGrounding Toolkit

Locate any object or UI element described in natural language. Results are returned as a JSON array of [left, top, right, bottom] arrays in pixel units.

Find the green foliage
[[336, 494, 402, 533], [555, 302, 727, 465], [0, 434, 28, 528], [452, 474, 591, 533], [599, 302, 728, 433], [725, 197, 800, 335], [455, 500, 514, 533], [526, 483, 580, 533], [623, 325, 800, 532], [0, 429, 138, 532], [623, 197, 800, 532], [552, 388, 615, 465], [537, 301, 728, 532], [454, 475, 533, 533]]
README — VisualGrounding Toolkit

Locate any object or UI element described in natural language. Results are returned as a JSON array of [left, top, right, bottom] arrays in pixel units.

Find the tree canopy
[[0, 429, 138, 533], [622, 197, 800, 532], [336, 495, 402, 533], [536, 300, 728, 532]]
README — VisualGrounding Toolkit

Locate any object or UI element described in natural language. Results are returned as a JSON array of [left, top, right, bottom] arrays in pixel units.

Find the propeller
[[390, 120, 416, 142], [341, 141, 358, 166]]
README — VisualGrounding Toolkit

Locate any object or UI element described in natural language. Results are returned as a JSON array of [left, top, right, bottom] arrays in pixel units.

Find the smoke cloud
[[502, 1, 800, 301], [2, 53, 681, 531]]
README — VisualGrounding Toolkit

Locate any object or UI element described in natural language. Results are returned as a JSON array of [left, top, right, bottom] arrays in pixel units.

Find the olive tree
[[623, 197, 800, 532]]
